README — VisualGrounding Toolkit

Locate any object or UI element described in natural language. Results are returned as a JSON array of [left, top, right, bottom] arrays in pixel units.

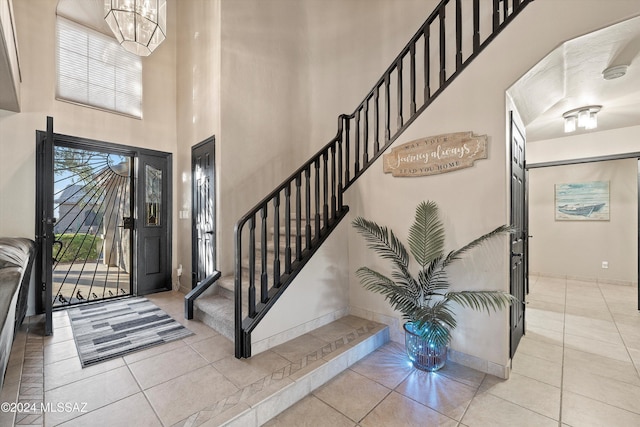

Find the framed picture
[[555, 181, 610, 221]]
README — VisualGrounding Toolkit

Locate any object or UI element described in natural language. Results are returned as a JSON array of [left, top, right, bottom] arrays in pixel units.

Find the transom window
[[56, 17, 142, 118]]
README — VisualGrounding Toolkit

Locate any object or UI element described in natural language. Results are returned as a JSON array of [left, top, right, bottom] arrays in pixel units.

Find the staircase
[[188, 0, 534, 359], [193, 219, 297, 341]]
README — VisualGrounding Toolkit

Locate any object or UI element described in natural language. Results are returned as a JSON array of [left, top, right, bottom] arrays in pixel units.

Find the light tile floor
[[2, 275, 640, 426], [269, 275, 640, 426]]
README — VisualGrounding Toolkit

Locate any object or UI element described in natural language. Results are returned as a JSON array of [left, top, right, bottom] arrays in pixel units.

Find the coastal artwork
[[555, 181, 610, 221]]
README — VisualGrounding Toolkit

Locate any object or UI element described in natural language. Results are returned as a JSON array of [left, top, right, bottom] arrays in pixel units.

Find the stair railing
[[234, 0, 533, 358]]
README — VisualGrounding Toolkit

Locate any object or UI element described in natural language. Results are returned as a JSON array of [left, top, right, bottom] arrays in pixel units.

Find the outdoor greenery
[[352, 200, 518, 348], [54, 233, 103, 263]]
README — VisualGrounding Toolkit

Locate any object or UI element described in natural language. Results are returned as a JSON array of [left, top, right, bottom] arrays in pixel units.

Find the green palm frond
[[352, 201, 515, 350], [408, 201, 444, 268], [444, 290, 517, 315], [411, 300, 457, 347], [443, 224, 513, 267], [356, 267, 419, 316], [352, 217, 414, 285], [417, 255, 448, 296]]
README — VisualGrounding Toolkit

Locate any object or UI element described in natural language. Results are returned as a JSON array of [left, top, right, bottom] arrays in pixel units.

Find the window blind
[[56, 17, 142, 118]]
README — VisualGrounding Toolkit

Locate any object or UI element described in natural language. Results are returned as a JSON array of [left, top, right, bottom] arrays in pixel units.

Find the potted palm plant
[[352, 200, 517, 371]]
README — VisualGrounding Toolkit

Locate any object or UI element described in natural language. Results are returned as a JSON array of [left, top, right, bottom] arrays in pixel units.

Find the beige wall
[[0, 0, 178, 311], [529, 159, 637, 284], [175, 0, 221, 291], [528, 125, 640, 164], [227, 0, 433, 349], [2, 0, 640, 370], [217, 0, 311, 273], [344, 0, 640, 373]]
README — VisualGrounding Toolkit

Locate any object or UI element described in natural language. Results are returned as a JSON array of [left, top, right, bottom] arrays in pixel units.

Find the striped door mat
[[68, 297, 193, 367]]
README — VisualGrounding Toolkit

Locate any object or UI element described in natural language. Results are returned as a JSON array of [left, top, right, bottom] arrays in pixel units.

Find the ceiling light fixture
[[104, 0, 166, 57], [602, 65, 628, 80], [562, 105, 601, 133]]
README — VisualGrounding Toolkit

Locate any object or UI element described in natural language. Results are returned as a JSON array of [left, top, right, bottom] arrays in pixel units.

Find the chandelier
[[104, 0, 166, 57]]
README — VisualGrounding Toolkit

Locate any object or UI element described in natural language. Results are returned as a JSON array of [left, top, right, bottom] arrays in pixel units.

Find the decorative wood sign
[[383, 132, 488, 177]]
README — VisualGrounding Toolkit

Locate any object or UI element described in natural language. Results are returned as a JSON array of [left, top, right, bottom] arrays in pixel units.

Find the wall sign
[[383, 132, 488, 177]]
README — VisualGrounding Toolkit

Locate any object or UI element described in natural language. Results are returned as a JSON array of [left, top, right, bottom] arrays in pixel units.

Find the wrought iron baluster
[[345, 118, 351, 182], [473, 0, 480, 53], [363, 101, 369, 166], [493, 0, 500, 31], [354, 109, 360, 175], [337, 135, 344, 210], [314, 158, 321, 240], [305, 166, 312, 249], [295, 174, 302, 260], [330, 144, 336, 218], [456, 0, 463, 71], [273, 194, 281, 288], [410, 43, 416, 116], [424, 29, 431, 102], [260, 204, 268, 311], [384, 73, 391, 142], [439, 5, 446, 86], [284, 184, 292, 274], [374, 86, 380, 154], [397, 61, 403, 129], [323, 151, 329, 227], [249, 215, 257, 302]]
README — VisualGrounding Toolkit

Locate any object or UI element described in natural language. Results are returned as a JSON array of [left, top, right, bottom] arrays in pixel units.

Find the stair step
[[193, 294, 236, 341], [187, 316, 389, 425]]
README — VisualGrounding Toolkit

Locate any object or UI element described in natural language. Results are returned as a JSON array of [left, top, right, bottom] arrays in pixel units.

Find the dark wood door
[[191, 137, 216, 287], [510, 111, 527, 358], [136, 152, 172, 295]]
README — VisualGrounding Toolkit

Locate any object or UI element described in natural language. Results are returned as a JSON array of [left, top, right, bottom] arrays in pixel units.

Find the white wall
[[0, 0, 178, 313], [529, 158, 637, 284]]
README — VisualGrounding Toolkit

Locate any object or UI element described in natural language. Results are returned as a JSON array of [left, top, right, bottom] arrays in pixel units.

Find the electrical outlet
[[602, 261, 609, 269], [177, 264, 183, 276]]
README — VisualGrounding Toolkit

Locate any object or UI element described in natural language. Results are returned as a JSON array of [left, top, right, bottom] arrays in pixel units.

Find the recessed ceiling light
[[602, 65, 628, 80]]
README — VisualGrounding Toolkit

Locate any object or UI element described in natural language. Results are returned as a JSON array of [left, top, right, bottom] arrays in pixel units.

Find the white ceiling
[[509, 15, 640, 142]]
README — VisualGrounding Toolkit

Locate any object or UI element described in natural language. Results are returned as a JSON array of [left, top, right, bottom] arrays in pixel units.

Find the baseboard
[[348, 306, 510, 379], [532, 272, 636, 287]]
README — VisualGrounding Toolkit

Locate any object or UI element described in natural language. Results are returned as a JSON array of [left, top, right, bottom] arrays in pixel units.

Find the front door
[[191, 136, 216, 287], [510, 111, 527, 358], [136, 152, 172, 295], [35, 119, 172, 334]]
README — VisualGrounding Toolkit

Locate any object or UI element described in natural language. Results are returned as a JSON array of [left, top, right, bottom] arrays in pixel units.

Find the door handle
[[122, 217, 134, 230], [511, 252, 523, 258], [205, 230, 214, 235]]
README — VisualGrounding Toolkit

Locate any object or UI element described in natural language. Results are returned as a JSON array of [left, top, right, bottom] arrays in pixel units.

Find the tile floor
[[2, 275, 640, 426]]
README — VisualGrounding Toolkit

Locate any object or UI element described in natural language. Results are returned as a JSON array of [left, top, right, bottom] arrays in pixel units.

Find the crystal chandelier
[[104, 0, 166, 57]]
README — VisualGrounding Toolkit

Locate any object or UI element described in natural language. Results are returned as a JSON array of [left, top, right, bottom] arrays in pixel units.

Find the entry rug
[[68, 297, 193, 367]]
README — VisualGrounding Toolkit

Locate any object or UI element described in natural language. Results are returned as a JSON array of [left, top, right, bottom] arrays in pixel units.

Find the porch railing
[[234, 0, 533, 358]]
